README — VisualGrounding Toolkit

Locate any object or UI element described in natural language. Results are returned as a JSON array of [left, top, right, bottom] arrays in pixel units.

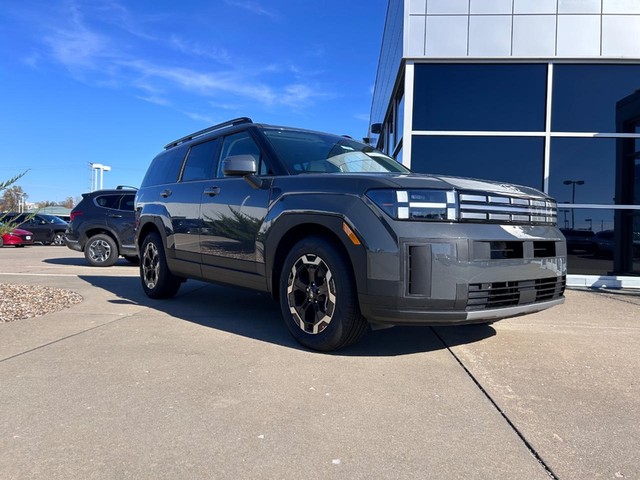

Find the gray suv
[[136, 118, 566, 351], [65, 189, 138, 266]]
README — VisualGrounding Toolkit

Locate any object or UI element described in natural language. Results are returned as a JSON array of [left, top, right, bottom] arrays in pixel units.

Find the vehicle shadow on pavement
[[78, 275, 496, 357], [45, 257, 134, 267]]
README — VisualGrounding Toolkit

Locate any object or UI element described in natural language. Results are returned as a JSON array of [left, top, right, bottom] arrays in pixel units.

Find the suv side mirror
[[222, 155, 257, 176], [222, 155, 264, 189]]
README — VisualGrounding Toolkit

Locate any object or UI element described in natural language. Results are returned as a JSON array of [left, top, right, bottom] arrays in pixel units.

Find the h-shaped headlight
[[366, 189, 458, 221]]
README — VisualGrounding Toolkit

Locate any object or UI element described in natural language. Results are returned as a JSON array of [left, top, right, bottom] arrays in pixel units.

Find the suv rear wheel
[[140, 232, 181, 298], [85, 234, 118, 267], [279, 236, 368, 351]]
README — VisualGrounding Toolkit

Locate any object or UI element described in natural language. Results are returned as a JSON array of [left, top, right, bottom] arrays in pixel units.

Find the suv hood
[[385, 173, 548, 199]]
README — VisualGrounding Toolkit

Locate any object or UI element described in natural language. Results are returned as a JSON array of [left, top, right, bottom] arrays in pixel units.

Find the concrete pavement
[[1, 246, 639, 479]]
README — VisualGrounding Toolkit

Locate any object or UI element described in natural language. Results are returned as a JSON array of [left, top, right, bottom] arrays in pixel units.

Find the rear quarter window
[[94, 194, 123, 209], [141, 147, 186, 187]]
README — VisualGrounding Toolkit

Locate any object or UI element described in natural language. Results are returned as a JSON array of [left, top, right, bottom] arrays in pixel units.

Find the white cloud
[[25, 1, 327, 117], [168, 34, 233, 64], [223, 0, 279, 19]]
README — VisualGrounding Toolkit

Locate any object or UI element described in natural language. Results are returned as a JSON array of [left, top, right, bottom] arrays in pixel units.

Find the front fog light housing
[[367, 189, 458, 221]]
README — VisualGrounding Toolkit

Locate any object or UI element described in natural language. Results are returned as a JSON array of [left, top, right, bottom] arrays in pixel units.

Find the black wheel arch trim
[[263, 211, 368, 299]]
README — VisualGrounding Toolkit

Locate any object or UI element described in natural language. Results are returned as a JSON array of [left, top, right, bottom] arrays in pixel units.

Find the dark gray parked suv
[[65, 188, 138, 266], [136, 118, 566, 351]]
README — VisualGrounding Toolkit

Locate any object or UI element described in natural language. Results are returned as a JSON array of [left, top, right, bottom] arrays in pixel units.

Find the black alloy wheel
[[140, 232, 181, 299], [279, 236, 368, 351]]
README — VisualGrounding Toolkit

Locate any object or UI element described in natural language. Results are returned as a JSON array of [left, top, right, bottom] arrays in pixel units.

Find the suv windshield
[[262, 128, 410, 175]]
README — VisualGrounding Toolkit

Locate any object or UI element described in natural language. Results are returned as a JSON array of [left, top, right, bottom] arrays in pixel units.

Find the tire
[[124, 255, 140, 265], [84, 234, 119, 267], [279, 236, 368, 352], [52, 232, 66, 246], [140, 232, 181, 299]]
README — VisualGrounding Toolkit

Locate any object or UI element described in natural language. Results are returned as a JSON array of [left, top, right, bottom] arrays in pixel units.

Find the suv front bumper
[[357, 223, 567, 326]]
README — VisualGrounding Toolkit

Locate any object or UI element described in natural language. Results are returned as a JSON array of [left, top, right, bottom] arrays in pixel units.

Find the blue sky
[[0, 0, 386, 204]]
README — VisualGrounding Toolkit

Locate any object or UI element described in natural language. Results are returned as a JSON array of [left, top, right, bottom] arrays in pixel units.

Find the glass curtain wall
[[405, 62, 640, 276]]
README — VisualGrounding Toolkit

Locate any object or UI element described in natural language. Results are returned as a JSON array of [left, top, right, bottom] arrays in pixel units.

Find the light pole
[[563, 180, 584, 228], [585, 218, 592, 231], [90, 163, 112, 191], [18, 193, 27, 213]]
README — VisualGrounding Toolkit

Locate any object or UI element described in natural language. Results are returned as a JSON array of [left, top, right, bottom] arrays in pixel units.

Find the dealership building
[[370, 0, 640, 287]]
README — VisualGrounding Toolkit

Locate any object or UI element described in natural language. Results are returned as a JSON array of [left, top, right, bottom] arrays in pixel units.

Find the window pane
[[411, 136, 544, 190], [413, 64, 547, 132], [218, 132, 261, 178], [548, 138, 617, 205], [552, 65, 640, 132], [181, 139, 220, 182], [94, 194, 122, 209], [560, 208, 640, 275], [141, 147, 185, 187], [396, 94, 405, 146]]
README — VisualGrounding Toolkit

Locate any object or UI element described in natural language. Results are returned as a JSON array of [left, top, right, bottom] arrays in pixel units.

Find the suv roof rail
[[116, 185, 138, 190], [164, 117, 253, 149]]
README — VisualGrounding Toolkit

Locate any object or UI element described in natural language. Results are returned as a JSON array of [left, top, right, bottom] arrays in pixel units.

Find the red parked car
[[0, 224, 35, 247]]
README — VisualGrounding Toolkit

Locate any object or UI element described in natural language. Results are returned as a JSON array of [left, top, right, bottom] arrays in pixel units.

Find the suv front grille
[[466, 275, 565, 311], [459, 192, 557, 226]]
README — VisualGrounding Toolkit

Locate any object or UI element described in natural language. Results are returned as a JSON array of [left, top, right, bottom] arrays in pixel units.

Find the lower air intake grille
[[467, 276, 565, 311]]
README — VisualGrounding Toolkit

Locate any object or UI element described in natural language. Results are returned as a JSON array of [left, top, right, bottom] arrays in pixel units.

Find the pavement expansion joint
[[0, 316, 127, 364], [430, 327, 560, 480]]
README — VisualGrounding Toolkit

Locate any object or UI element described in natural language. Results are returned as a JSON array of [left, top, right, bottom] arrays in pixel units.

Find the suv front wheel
[[140, 232, 181, 299], [279, 236, 368, 351], [85, 234, 119, 267]]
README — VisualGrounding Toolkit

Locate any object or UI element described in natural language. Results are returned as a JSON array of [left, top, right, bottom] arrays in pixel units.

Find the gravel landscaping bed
[[0, 283, 83, 323]]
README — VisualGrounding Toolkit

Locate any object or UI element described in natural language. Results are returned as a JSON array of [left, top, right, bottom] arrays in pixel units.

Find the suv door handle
[[161, 189, 172, 198], [204, 187, 221, 197]]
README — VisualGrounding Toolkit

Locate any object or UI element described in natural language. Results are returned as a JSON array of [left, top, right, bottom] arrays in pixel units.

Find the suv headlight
[[366, 189, 458, 221]]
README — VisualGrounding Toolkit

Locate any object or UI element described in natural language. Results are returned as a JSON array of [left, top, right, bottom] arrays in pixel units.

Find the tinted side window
[[181, 139, 220, 182], [94, 194, 122, 209], [114, 194, 136, 211], [141, 148, 185, 187], [217, 131, 264, 177]]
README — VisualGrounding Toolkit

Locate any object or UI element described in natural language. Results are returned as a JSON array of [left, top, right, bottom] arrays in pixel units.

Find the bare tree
[[1, 185, 26, 212], [61, 197, 75, 209], [36, 200, 57, 208]]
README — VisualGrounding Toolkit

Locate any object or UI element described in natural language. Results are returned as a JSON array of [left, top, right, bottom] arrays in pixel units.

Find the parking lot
[[1, 245, 639, 479]]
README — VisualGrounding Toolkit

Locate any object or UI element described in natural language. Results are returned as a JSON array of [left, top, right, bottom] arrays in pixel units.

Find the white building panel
[[556, 15, 601, 56], [470, 0, 514, 14], [407, 15, 426, 56], [469, 16, 512, 56], [427, 0, 469, 15], [426, 16, 469, 56], [512, 15, 557, 56], [514, 0, 558, 14], [603, 0, 640, 14], [602, 15, 640, 56], [408, 0, 426, 14], [558, 0, 602, 13]]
